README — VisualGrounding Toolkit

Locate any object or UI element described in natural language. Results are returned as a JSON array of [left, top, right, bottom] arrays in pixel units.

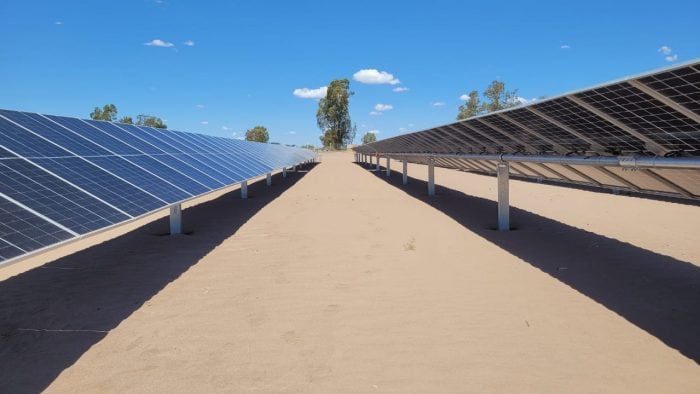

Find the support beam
[[428, 158, 435, 196], [376, 154, 381, 170], [497, 162, 510, 231], [169, 204, 182, 235], [283, 167, 287, 178], [266, 172, 272, 186], [402, 159, 408, 185], [241, 180, 248, 199], [386, 157, 391, 176]]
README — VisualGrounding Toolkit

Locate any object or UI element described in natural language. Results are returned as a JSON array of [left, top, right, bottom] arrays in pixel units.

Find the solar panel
[[355, 60, 700, 201], [0, 109, 317, 265]]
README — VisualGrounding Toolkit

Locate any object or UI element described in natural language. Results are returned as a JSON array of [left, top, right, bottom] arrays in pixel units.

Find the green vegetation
[[457, 81, 520, 120], [90, 104, 167, 128], [245, 125, 269, 143], [361, 132, 377, 144], [301, 144, 316, 150], [317, 79, 355, 150]]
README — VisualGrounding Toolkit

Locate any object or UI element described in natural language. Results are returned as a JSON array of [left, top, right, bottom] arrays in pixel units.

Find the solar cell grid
[[638, 66, 700, 115], [534, 98, 646, 152], [31, 157, 164, 216], [87, 121, 164, 154], [0, 197, 73, 257], [504, 109, 591, 151], [575, 83, 700, 152], [45, 115, 142, 155], [123, 155, 208, 195], [0, 116, 74, 158], [0, 159, 128, 233]]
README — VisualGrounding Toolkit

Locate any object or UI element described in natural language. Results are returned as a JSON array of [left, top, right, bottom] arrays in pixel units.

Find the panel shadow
[[0, 163, 317, 393], [359, 161, 700, 363]]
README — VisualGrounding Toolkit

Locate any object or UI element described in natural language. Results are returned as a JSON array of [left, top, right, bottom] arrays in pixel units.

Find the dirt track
[[1, 151, 698, 393]]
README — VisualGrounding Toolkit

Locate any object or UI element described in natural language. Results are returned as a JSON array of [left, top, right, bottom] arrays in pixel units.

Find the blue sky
[[1, 0, 698, 146]]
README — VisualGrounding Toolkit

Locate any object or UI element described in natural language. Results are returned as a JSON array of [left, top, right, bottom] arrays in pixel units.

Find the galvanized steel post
[[241, 180, 248, 199], [497, 162, 510, 231], [428, 158, 435, 196], [402, 159, 408, 185], [266, 172, 272, 186], [386, 157, 391, 176], [169, 204, 182, 235]]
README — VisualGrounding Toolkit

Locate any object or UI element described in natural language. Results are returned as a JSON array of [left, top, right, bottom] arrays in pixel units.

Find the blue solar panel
[[0, 159, 128, 233], [85, 156, 191, 203], [0, 108, 317, 264], [31, 157, 164, 216], [0, 197, 73, 259]]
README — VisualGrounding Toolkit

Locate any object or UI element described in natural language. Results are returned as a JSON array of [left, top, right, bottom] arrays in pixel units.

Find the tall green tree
[[457, 90, 481, 120], [317, 79, 355, 150], [481, 80, 519, 113], [136, 114, 167, 129], [245, 125, 269, 143], [90, 104, 118, 121], [361, 132, 377, 144]]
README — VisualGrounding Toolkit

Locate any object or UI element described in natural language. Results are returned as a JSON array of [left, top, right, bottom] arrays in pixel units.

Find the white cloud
[[560, 44, 571, 49], [54, 21, 63, 25], [353, 69, 400, 85], [369, 111, 382, 116], [144, 39, 174, 47], [399, 127, 407, 132], [367, 129, 380, 134], [408, 123, 414, 127], [459, 94, 470, 101], [432, 102, 446, 107], [360, 124, 367, 128], [195, 104, 205, 109], [393, 86, 409, 93], [658, 46, 672, 55], [293, 86, 327, 99], [374, 103, 393, 112], [288, 131, 297, 135], [665, 54, 678, 62], [221, 126, 230, 131], [183, 40, 195, 47], [201, 121, 209, 125]]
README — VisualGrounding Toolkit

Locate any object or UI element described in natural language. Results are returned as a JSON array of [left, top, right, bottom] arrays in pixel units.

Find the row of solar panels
[[0, 109, 316, 264], [355, 60, 700, 200]]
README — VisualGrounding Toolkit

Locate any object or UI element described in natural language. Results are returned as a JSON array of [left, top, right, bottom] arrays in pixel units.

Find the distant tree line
[[90, 104, 167, 128], [362, 132, 376, 144]]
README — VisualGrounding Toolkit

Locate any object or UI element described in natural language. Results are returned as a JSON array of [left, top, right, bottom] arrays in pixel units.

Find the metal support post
[[283, 167, 287, 178], [293, 165, 297, 172], [402, 159, 408, 185], [241, 181, 248, 199], [497, 162, 510, 231], [386, 157, 391, 176], [266, 172, 272, 186], [376, 154, 380, 170], [169, 204, 182, 235], [428, 158, 435, 196]]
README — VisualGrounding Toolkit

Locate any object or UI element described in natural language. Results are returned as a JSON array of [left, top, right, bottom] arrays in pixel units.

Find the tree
[[118, 116, 133, 124], [136, 114, 167, 129], [457, 90, 481, 120], [362, 132, 377, 144], [301, 144, 315, 150], [317, 79, 355, 150], [245, 125, 269, 143], [90, 104, 118, 121], [481, 80, 519, 113]]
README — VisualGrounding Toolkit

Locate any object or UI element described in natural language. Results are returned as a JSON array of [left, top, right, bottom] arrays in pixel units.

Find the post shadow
[[0, 164, 317, 393], [360, 162, 700, 363]]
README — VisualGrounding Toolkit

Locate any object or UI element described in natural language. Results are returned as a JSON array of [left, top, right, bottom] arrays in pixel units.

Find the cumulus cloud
[[200, 121, 209, 125], [369, 111, 382, 116], [183, 40, 195, 46], [374, 103, 393, 112], [221, 126, 230, 131], [658, 46, 672, 55], [459, 94, 470, 101], [293, 86, 328, 99], [432, 102, 446, 107], [288, 131, 297, 135], [54, 21, 63, 25], [353, 69, 400, 85], [560, 44, 571, 49], [393, 86, 409, 93], [399, 127, 407, 132], [195, 104, 205, 109], [144, 39, 174, 47], [658, 46, 678, 62], [367, 129, 380, 134]]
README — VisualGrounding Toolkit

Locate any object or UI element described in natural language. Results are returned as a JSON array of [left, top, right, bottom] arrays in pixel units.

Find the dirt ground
[[1, 151, 698, 393]]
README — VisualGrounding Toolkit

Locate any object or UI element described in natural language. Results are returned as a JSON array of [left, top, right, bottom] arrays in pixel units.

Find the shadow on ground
[[359, 161, 700, 363], [0, 164, 316, 393]]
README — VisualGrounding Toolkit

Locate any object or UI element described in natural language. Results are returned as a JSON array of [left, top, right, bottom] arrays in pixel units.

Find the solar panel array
[[355, 60, 700, 200], [0, 109, 316, 264]]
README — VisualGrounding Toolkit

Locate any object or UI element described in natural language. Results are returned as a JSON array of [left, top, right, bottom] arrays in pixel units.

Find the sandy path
[[1, 151, 698, 393]]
